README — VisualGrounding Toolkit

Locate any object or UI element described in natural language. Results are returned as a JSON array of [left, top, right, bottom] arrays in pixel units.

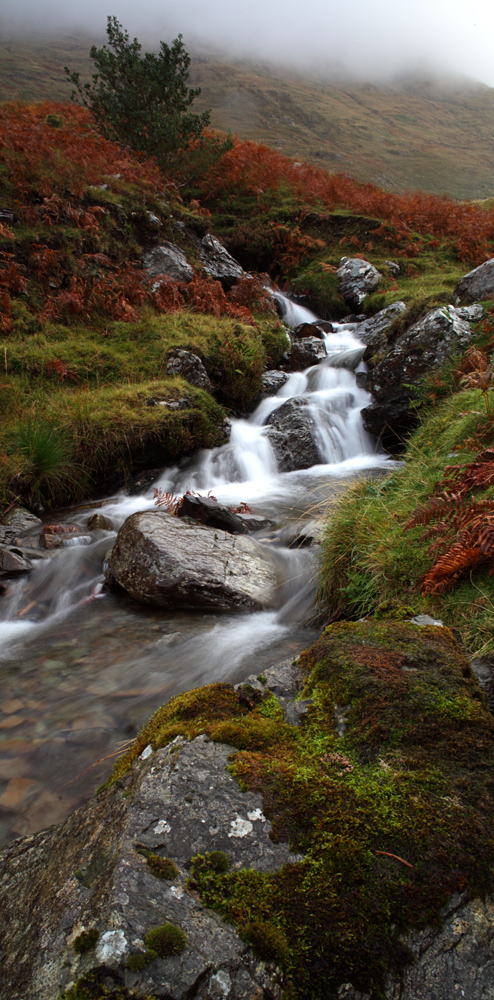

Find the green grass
[[318, 386, 494, 654]]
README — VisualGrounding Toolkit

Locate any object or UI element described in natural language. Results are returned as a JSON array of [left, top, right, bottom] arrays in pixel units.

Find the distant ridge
[[1, 31, 494, 200]]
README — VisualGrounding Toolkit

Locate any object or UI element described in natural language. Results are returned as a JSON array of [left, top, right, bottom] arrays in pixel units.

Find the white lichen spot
[[228, 815, 253, 838], [95, 929, 127, 964], [209, 969, 232, 998], [140, 744, 153, 760], [247, 808, 266, 823], [153, 819, 171, 835], [170, 884, 184, 899]]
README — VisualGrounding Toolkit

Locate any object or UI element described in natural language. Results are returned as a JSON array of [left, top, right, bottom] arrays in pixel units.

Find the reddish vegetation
[[0, 101, 162, 199], [201, 137, 494, 265]]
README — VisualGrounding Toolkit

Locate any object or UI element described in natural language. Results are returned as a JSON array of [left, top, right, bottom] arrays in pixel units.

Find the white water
[[0, 293, 396, 845]]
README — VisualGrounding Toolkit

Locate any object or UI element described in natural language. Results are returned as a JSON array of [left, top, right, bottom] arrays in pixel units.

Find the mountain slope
[[2, 32, 494, 199]]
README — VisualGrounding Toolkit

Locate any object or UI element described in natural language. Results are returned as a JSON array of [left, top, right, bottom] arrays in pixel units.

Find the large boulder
[[289, 337, 327, 369], [454, 259, 494, 304], [200, 234, 245, 290], [142, 244, 194, 283], [166, 349, 213, 393], [0, 506, 42, 546], [108, 511, 279, 611], [0, 733, 295, 1000], [354, 300, 407, 358], [337, 256, 382, 308], [362, 304, 475, 451], [266, 397, 322, 471]]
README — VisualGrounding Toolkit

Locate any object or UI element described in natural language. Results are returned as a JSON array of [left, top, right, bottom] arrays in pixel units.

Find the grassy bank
[[319, 378, 494, 655]]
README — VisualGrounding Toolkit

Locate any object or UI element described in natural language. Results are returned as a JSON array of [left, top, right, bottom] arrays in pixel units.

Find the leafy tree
[[65, 16, 212, 173]]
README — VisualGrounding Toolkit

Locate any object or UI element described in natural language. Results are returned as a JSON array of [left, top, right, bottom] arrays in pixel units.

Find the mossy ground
[[318, 383, 494, 655], [106, 620, 494, 999]]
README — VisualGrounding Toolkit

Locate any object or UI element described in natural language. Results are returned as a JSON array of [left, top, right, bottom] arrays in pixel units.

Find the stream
[[0, 295, 394, 847]]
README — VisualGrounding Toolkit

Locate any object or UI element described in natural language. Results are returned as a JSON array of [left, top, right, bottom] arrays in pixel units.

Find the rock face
[[454, 258, 494, 304], [0, 734, 296, 1000], [289, 336, 327, 369], [177, 494, 247, 535], [143, 244, 194, 283], [108, 511, 279, 611], [200, 234, 245, 289], [166, 349, 213, 393], [362, 304, 475, 451], [0, 506, 42, 546], [338, 895, 494, 1000], [354, 300, 407, 357], [266, 397, 322, 471], [337, 256, 382, 308]]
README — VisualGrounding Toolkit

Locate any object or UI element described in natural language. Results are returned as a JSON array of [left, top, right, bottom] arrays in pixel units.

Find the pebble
[[0, 699, 24, 715], [0, 777, 40, 810]]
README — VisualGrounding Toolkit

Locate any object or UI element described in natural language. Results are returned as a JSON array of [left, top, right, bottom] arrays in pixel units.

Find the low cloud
[[2, 0, 494, 88]]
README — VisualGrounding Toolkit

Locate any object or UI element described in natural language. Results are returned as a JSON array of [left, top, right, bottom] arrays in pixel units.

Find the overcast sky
[[3, 0, 494, 88]]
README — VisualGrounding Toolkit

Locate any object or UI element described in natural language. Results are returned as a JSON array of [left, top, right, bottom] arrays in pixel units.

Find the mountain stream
[[0, 296, 394, 846]]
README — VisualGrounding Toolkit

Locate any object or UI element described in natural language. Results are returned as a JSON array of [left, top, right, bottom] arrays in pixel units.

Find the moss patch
[[109, 621, 494, 999]]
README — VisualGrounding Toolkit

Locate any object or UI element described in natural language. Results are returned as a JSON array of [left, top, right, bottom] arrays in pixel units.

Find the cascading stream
[[0, 294, 394, 846]]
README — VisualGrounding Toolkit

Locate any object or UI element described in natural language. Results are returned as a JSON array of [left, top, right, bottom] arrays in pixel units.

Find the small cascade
[[0, 291, 395, 846]]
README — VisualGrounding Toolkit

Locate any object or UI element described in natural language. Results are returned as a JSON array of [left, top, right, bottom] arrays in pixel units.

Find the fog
[[2, 0, 494, 89]]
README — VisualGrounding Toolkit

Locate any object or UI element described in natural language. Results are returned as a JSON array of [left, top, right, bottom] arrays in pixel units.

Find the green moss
[[169, 620, 494, 999], [242, 920, 289, 964], [146, 855, 179, 880], [143, 923, 187, 958], [73, 928, 99, 954]]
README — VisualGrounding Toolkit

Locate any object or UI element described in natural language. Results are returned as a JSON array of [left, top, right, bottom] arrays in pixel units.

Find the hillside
[[2, 31, 494, 199]]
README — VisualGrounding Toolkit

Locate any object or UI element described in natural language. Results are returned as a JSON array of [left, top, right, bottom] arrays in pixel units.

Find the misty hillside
[[1, 32, 494, 200]]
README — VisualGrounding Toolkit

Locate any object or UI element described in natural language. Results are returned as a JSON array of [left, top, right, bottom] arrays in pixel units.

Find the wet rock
[[177, 494, 247, 534], [0, 507, 42, 546], [0, 735, 293, 1000], [289, 336, 327, 369], [200, 234, 245, 290], [354, 300, 407, 357], [454, 259, 494, 304], [312, 320, 335, 333], [292, 322, 325, 340], [142, 243, 194, 283], [337, 256, 382, 308], [87, 513, 114, 532], [362, 304, 475, 452], [166, 349, 213, 393], [260, 370, 290, 396], [266, 398, 321, 472], [40, 524, 81, 550], [236, 512, 273, 532], [0, 546, 33, 574], [108, 511, 279, 611]]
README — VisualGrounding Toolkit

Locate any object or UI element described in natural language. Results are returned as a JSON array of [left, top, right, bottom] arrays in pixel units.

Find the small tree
[[65, 16, 211, 173]]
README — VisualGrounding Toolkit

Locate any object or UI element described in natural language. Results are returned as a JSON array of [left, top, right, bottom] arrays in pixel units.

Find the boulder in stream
[[289, 336, 327, 369], [266, 397, 322, 471], [108, 510, 279, 611]]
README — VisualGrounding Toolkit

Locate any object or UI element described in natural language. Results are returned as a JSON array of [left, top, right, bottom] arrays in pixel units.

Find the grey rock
[[362, 305, 475, 451], [289, 336, 327, 369], [166, 349, 213, 393], [143, 243, 194, 283], [454, 303, 484, 322], [266, 397, 322, 471], [200, 234, 245, 290], [470, 655, 494, 709], [454, 259, 494, 304], [0, 545, 33, 573], [177, 494, 247, 534], [0, 735, 293, 1000], [410, 614, 443, 627], [87, 513, 114, 531], [235, 512, 273, 532], [292, 322, 325, 341], [260, 370, 290, 396], [108, 511, 280, 611], [354, 301, 407, 356], [385, 260, 400, 276], [337, 256, 383, 308], [0, 506, 41, 546]]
